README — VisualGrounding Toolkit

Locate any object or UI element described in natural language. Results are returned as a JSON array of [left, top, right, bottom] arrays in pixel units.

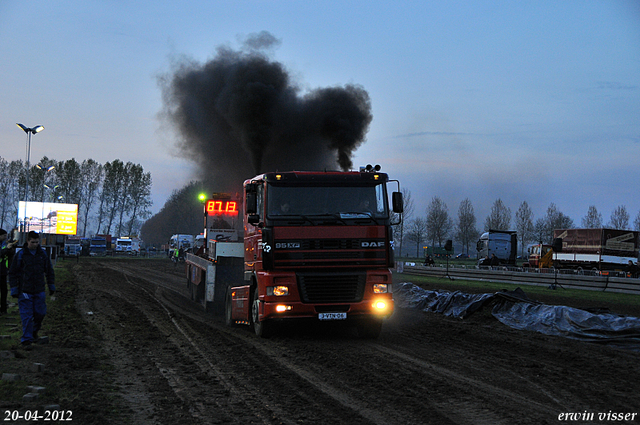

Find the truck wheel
[[356, 318, 383, 339], [252, 286, 274, 338]]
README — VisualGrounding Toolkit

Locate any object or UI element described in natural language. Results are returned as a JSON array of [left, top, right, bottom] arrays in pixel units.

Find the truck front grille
[[273, 238, 386, 268], [297, 272, 366, 303]]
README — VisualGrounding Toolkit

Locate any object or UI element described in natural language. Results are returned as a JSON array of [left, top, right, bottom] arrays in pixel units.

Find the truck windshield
[[267, 184, 389, 219]]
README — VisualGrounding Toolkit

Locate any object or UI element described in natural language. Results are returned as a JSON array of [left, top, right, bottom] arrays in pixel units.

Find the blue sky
[[2, 1, 639, 229]]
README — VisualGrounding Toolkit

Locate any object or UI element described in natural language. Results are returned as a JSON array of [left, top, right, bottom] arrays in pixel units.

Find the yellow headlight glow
[[373, 300, 387, 310], [275, 305, 292, 312]]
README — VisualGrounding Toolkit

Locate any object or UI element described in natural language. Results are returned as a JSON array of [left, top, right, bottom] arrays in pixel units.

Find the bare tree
[[426, 196, 453, 247], [30, 156, 58, 203], [514, 201, 534, 257], [392, 188, 414, 257], [532, 219, 546, 244], [126, 164, 153, 235], [581, 205, 603, 228], [79, 160, 103, 236], [101, 160, 126, 234], [484, 198, 511, 231], [116, 162, 136, 235], [534, 203, 574, 244], [0, 157, 13, 228], [56, 159, 83, 205], [635, 210, 640, 232], [608, 205, 629, 230], [405, 217, 428, 257], [454, 198, 478, 254], [1, 160, 25, 230]]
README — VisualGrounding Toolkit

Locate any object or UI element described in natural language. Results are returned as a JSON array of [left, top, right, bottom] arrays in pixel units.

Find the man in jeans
[[9, 231, 56, 347]]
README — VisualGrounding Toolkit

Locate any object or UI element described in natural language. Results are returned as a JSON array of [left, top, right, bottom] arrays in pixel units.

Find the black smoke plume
[[159, 32, 373, 192]]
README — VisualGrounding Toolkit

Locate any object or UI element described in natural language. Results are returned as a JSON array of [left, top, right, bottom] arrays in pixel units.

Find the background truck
[[523, 243, 553, 268], [185, 168, 403, 338], [553, 228, 638, 272], [115, 237, 140, 255], [476, 230, 517, 265], [96, 234, 113, 253], [64, 236, 83, 257], [169, 234, 195, 258], [90, 236, 107, 256]]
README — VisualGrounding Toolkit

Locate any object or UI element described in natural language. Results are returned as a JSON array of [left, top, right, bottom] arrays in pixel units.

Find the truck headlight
[[373, 283, 388, 294], [267, 286, 289, 296], [275, 305, 292, 312], [372, 300, 388, 311]]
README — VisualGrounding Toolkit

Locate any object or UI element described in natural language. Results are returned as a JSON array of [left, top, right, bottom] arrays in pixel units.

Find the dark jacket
[[8, 244, 55, 295]]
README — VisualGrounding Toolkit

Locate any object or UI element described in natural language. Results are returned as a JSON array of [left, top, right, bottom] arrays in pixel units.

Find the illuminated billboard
[[17, 201, 79, 235]]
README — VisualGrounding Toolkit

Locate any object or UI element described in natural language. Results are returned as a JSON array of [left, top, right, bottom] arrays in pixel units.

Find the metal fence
[[397, 262, 640, 295]]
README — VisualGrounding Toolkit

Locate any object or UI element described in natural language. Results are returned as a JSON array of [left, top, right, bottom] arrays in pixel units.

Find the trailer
[[552, 228, 639, 272], [185, 167, 403, 338]]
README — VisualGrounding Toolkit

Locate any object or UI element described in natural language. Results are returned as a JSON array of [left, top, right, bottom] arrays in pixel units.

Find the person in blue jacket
[[8, 231, 56, 346]]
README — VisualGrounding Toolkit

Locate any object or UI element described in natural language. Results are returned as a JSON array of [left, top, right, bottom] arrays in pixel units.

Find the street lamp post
[[16, 123, 44, 240], [16, 123, 44, 203]]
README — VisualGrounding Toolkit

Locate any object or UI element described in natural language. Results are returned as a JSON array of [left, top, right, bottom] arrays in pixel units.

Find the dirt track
[[15, 258, 640, 424]]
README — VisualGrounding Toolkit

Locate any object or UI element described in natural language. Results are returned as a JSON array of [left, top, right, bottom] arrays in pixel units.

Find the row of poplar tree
[[0, 156, 152, 238], [394, 189, 640, 258]]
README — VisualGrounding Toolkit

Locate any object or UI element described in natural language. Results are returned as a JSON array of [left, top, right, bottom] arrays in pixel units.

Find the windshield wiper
[[338, 212, 380, 225], [298, 213, 348, 225], [272, 214, 316, 225]]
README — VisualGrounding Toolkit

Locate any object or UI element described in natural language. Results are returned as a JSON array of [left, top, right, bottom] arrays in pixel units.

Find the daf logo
[[275, 242, 301, 249], [362, 241, 385, 248]]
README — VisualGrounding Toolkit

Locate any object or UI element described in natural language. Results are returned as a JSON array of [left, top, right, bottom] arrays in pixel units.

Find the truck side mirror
[[392, 192, 403, 214], [245, 191, 257, 214]]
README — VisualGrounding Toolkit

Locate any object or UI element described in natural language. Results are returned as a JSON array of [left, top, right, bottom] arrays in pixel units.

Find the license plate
[[318, 312, 347, 321]]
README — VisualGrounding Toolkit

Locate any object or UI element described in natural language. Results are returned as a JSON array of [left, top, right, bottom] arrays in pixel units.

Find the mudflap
[[205, 257, 244, 316]]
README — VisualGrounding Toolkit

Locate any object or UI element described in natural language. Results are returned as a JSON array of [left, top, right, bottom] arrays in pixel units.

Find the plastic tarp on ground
[[394, 282, 640, 350]]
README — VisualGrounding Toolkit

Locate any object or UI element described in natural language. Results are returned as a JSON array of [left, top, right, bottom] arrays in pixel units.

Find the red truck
[[185, 168, 403, 338]]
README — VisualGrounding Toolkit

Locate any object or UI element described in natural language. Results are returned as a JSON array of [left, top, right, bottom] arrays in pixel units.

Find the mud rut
[[71, 259, 639, 425]]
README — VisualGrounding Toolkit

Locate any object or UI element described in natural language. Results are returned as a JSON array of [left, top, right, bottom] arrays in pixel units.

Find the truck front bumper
[[260, 297, 394, 322]]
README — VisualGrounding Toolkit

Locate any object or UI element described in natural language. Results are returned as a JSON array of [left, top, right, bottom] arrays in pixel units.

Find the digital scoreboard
[[205, 199, 238, 216]]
